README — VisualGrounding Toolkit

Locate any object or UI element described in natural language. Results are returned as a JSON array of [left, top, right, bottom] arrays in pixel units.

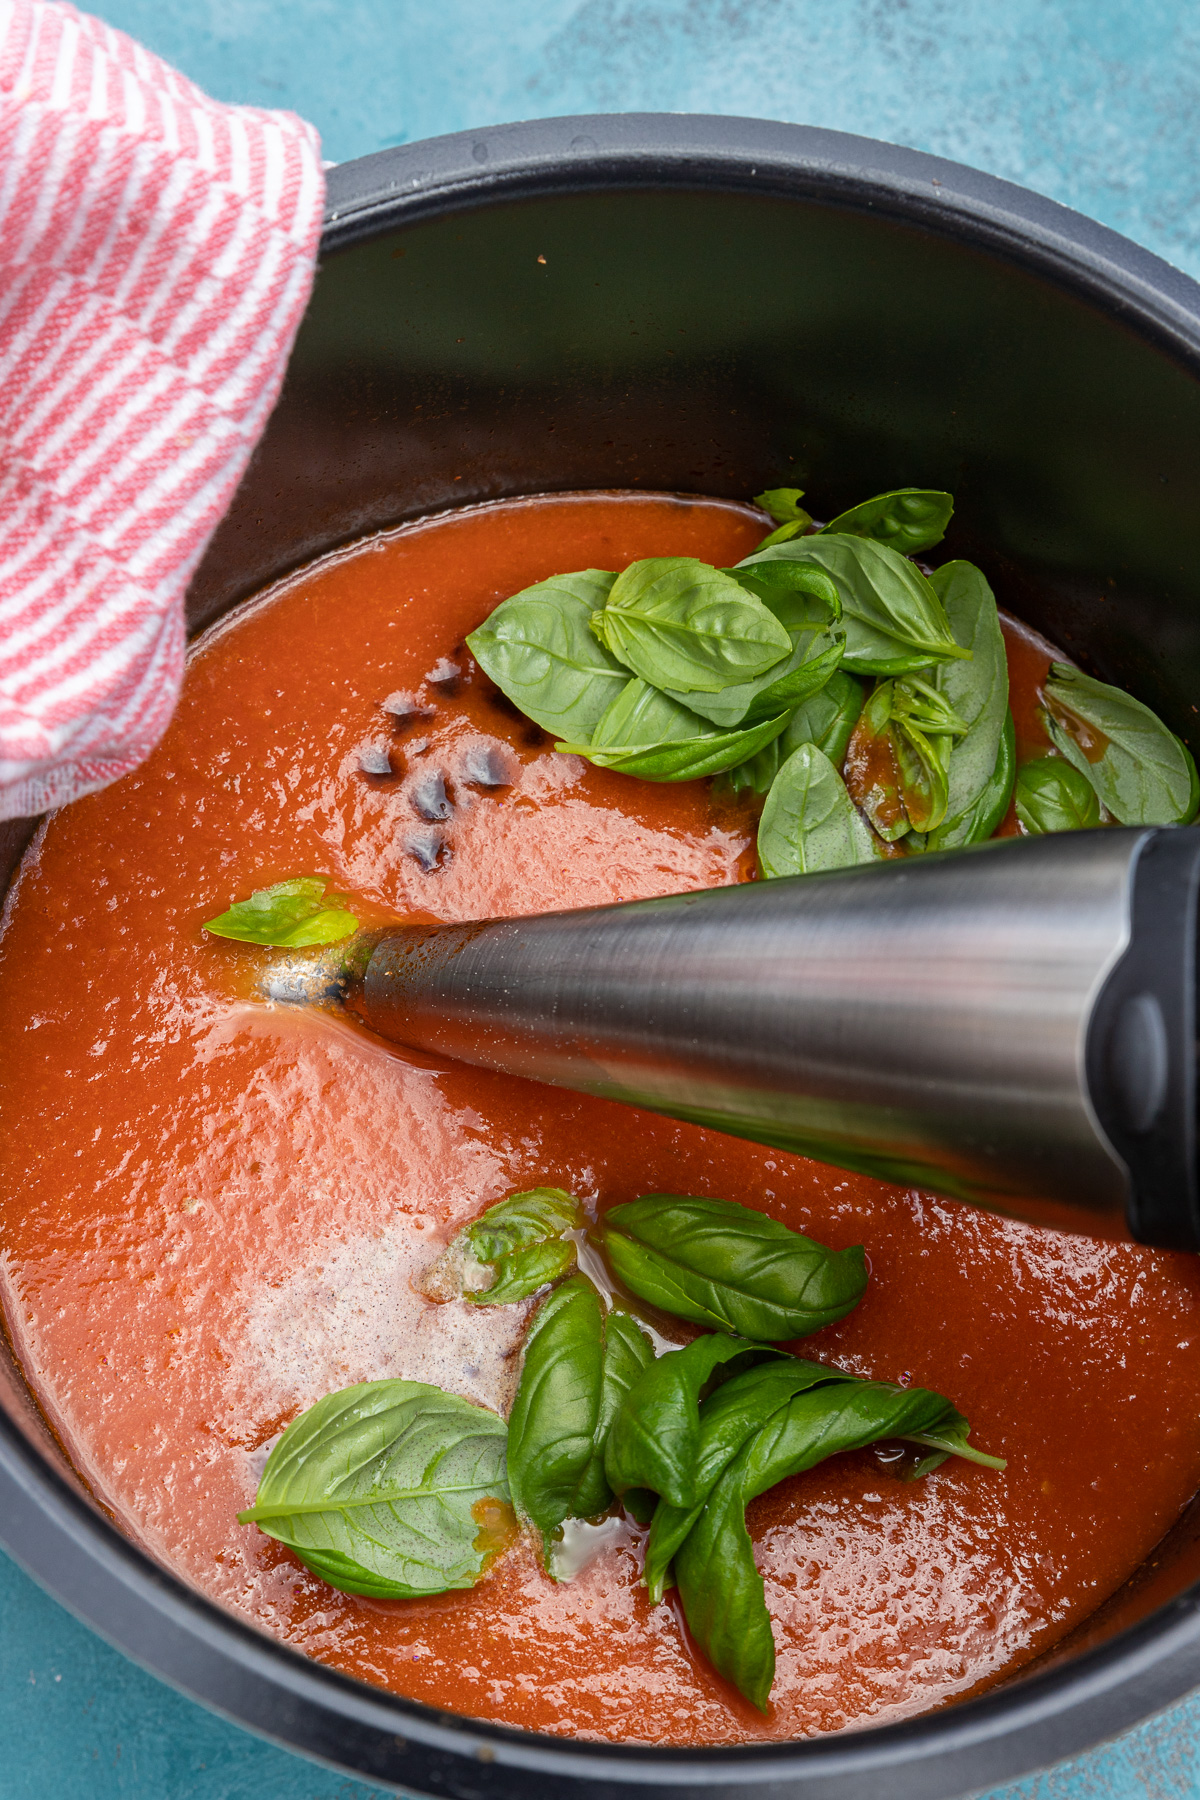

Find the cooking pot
[[3, 113, 1200, 1800]]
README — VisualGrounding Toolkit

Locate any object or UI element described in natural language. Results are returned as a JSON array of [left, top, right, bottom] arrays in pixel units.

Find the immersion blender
[[275, 828, 1200, 1250]]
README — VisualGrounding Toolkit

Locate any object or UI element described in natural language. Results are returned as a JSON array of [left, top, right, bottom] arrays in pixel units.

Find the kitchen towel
[[0, 0, 324, 820]]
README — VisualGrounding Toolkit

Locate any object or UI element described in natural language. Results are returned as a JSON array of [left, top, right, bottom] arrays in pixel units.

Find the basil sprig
[[742, 535, 969, 676], [844, 676, 970, 840], [666, 1367, 1003, 1710], [589, 558, 792, 695], [1015, 755, 1102, 833], [507, 1274, 654, 1561], [1041, 663, 1200, 826], [237, 1380, 511, 1597], [203, 877, 359, 947], [820, 487, 953, 556], [460, 1187, 582, 1306], [604, 1332, 782, 1510], [465, 569, 628, 740], [598, 1194, 868, 1340], [757, 744, 880, 878], [661, 564, 844, 729], [921, 562, 1012, 849], [752, 486, 813, 549], [557, 680, 790, 782]]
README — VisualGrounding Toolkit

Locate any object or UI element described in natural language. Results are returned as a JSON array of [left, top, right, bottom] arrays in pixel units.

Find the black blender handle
[[1087, 827, 1200, 1250]]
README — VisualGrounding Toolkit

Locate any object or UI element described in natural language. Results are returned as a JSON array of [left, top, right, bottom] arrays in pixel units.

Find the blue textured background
[[7, 1, 1200, 1794]]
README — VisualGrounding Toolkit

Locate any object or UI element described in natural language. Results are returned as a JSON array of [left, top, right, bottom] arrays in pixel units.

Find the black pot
[[4, 113, 1200, 1800]]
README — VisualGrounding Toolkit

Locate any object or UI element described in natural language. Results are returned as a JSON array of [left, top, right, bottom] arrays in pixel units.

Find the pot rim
[[6, 111, 1200, 1800]]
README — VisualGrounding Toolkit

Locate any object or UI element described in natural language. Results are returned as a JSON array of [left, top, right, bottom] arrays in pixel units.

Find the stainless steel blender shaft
[[348, 829, 1200, 1248]]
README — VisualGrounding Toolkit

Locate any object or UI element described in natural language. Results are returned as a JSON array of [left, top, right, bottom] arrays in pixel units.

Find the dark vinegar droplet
[[405, 831, 447, 873], [462, 744, 512, 788], [411, 771, 453, 821], [358, 745, 394, 776]]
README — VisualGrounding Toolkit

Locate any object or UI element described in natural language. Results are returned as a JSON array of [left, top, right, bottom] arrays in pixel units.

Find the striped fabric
[[0, 0, 324, 820]]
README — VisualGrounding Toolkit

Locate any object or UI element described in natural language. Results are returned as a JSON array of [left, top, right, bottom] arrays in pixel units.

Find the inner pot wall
[[3, 114, 1200, 1800]]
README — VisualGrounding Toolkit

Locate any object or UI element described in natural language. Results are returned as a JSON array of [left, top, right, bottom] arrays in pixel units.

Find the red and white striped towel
[[0, 0, 324, 820]]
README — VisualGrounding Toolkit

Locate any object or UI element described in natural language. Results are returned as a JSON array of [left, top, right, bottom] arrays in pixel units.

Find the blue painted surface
[[6, 1, 1200, 1794]]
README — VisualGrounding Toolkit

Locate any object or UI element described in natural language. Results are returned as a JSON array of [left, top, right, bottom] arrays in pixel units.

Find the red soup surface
[[1, 491, 1199, 1745]]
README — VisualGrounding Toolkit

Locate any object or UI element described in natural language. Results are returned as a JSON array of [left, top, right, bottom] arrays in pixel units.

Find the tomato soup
[[1, 492, 1199, 1745]]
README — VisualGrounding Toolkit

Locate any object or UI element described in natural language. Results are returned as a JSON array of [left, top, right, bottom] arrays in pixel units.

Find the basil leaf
[[786, 667, 865, 766], [742, 535, 968, 676], [672, 1377, 997, 1710], [641, 1357, 843, 1598], [1041, 663, 1200, 826], [890, 718, 951, 835], [661, 565, 844, 729], [754, 519, 813, 550], [574, 1308, 658, 1520], [924, 560, 1010, 838], [820, 488, 953, 556], [506, 1275, 653, 1560], [204, 877, 358, 947], [754, 487, 809, 523], [556, 680, 790, 782], [465, 569, 627, 740], [758, 743, 880, 878], [598, 1194, 867, 1342], [467, 1187, 582, 1262], [845, 677, 967, 839], [237, 1379, 510, 1598], [604, 1333, 779, 1510], [725, 670, 865, 797], [590, 558, 791, 695], [926, 710, 1016, 850], [468, 1240, 576, 1306], [752, 488, 814, 550], [433, 1187, 582, 1306], [1015, 755, 1102, 834]]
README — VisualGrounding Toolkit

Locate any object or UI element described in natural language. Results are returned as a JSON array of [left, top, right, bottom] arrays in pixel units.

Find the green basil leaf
[[925, 710, 1016, 850], [843, 681, 908, 840], [1014, 755, 1102, 834], [672, 1377, 996, 1710], [844, 677, 966, 839], [786, 667, 865, 766], [237, 1380, 510, 1598], [466, 1187, 582, 1262], [820, 488, 953, 556], [741, 535, 968, 676], [642, 1357, 844, 1599], [754, 487, 809, 523], [661, 565, 844, 729], [925, 561, 1009, 834], [604, 1333, 779, 1510], [556, 680, 790, 782], [753, 519, 813, 551], [752, 489, 814, 550], [1041, 663, 1200, 826], [758, 743, 881, 877], [598, 1194, 867, 1342], [891, 717, 951, 834], [506, 1276, 653, 1560], [467, 1239, 576, 1306], [590, 558, 792, 695], [572, 1308, 658, 1522], [436, 1187, 583, 1306], [726, 670, 866, 797], [204, 877, 358, 947], [465, 569, 627, 739]]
